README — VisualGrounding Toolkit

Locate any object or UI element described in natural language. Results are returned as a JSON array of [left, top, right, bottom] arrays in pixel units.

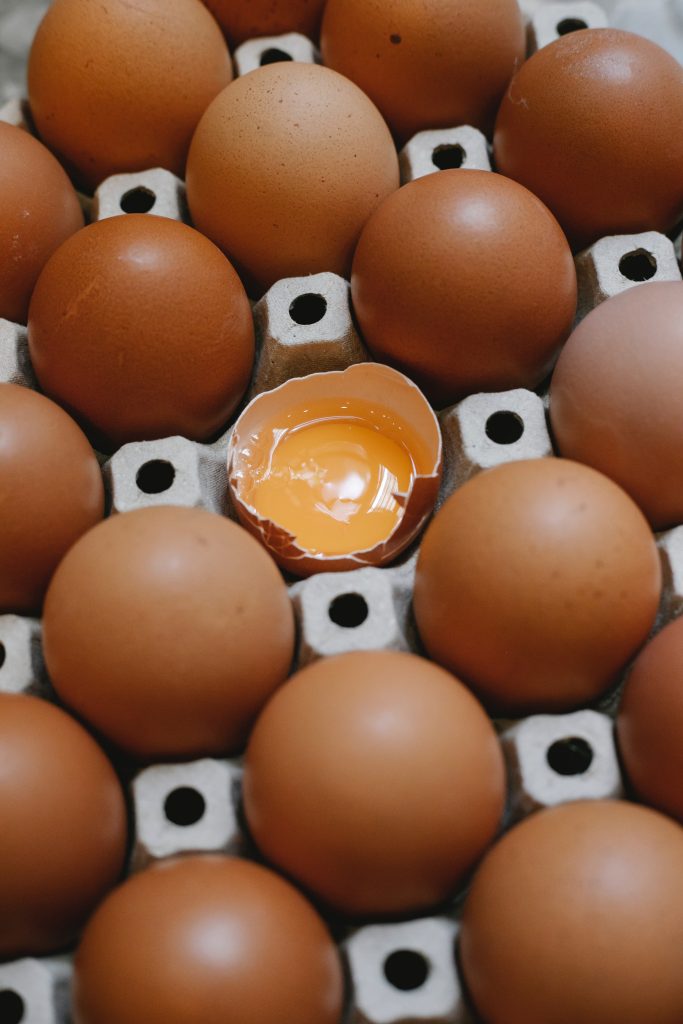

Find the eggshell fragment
[[228, 363, 442, 575], [460, 801, 683, 1024], [413, 458, 661, 714], [202, 0, 326, 46]]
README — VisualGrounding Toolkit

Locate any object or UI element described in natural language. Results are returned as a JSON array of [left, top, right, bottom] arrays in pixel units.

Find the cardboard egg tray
[[2, 1, 683, 1022]]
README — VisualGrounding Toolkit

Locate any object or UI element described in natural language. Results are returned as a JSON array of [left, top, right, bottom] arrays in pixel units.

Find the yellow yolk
[[247, 418, 416, 556]]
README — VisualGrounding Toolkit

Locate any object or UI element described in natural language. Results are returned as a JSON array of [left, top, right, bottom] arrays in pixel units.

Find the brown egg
[[618, 616, 683, 824], [42, 507, 295, 760], [27, 0, 232, 191], [186, 62, 399, 294], [413, 459, 661, 714], [73, 856, 344, 1024], [243, 651, 506, 917], [460, 801, 683, 1024], [0, 694, 127, 960], [202, 0, 325, 45], [550, 282, 683, 530], [0, 384, 103, 614], [351, 170, 576, 407], [0, 122, 83, 324], [28, 215, 254, 451], [494, 29, 683, 249], [321, 0, 525, 142]]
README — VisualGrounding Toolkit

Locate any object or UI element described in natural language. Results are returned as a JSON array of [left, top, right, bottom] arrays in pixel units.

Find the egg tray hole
[[120, 186, 157, 214], [328, 593, 369, 629], [260, 48, 294, 66], [163, 786, 207, 827], [136, 459, 176, 494], [619, 249, 657, 282], [383, 949, 431, 991], [556, 18, 589, 35], [431, 144, 465, 171], [0, 990, 25, 1024], [546, 737, 594, 776]]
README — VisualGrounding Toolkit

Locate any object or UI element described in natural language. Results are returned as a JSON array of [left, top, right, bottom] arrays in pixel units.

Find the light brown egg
[[202, 0, 325, 45], [351, 170, 576, 407], [42, 507, 295, 760], [413, 459, 661, 714], [28, 0, 232, 191], [186, 62, 399, 294], [321, 0, 525, 142], [0, 694, 127, 960], [0, 384, 104, 615], [618, 616, 683, 824], [0, 122, 83, 324], [494, 29, 683, 249], [243, 650, 506, 918], [550, 282, 683, 530], [73, 856, 344, 1024], [28, 215, 254, 452], [460, 801, 683, 1024]]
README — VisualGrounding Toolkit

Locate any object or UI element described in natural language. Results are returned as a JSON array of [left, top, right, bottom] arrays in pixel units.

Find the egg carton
[[233, 30, 318, 77]]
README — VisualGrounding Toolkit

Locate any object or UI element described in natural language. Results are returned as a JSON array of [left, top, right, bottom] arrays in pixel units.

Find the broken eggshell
[[227, 363, 442, 576]]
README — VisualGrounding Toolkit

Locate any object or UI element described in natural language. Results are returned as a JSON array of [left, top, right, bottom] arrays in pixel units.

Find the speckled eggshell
[[550, 282, 683, 530], [413, 459, 661, 714], [0, 384, 104, 615], [243, 650, 506, 918], [0, 122, 83, 325], [0, 694, 127, 960], [351, 169, 576, 407], [202, 0, 326, 45], [186, 62, 399, 295], [494, 29, 683, 249], [321, 0, 525, 142], [460, 801, 683, 1024], [28, 215, 254, 451], [27, 0, 232, 191], [618, 616, 683, 824], [42, 507, 295, 760], [73, 857, 344, 1024]]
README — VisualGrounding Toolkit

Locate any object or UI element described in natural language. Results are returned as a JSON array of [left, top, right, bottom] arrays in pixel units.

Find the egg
[[42, 507, 295, 760], [27, 0, 232, 191], [0, 384, 104, 614], [460, 801, 683, 1024], [201, 0, 326, 45], [321, 0, 525, 142], [413, 459, 661, 714], [73, 857, 344, 1024], [0, 694, 127, 960], [618, 616, 683, 824], [243, 650, 506, 918], [351, 170, 576, 407], [28, 215, 254, 451], [550, 282, 683, 530], [186, 62, 399, 294], [494, 29, 683, 249], [0, 122, 83, 324]]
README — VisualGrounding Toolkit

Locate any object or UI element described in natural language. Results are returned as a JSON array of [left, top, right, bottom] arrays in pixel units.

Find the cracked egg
[[227, 364, 442, 576]]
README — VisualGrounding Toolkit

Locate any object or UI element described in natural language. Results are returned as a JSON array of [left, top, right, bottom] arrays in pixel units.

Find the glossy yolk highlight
[[248, 418, 416, 556]]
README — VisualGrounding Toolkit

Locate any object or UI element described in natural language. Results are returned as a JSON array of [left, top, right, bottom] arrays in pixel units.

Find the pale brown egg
[[28, 0, 232, 191], [413, 459, 661, 714], [321, 0, 525, 142], [186, 62, 399, 294], [202, 0, 326, 45], [0, 122, 83, 324], [460, 801, 683, 1024], [243, 650, 506, 918]]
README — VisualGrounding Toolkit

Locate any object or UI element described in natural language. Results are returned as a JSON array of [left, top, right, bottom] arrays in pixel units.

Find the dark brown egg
[[351, 170, 576, 407], [202, 0, 325, 45], [0, 384, 103, 614], [460, 801, 683, 1024], [0, 122, 83, 324], [494, 29, 683, 249], [28, 0, 232, 191], [413, 459, 661, 714], [618, 616, 683, 824], [28, 215, 254, 451], [321, 0, 525, 142], [73, 856, 344, 1024], [42, 507, 295, 760], [186, 62, 399, 294], [243, 650, 506, 918], [0, 694, 127, 960], [550, 282, 683, 530]]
